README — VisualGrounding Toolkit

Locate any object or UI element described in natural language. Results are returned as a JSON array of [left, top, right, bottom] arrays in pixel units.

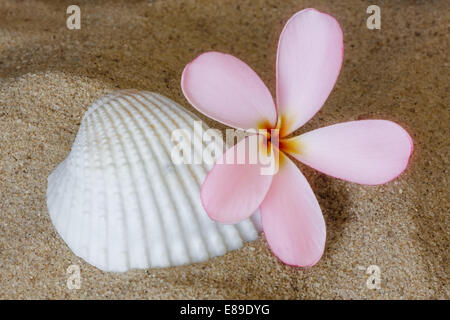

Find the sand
[[0, 0, 448, 299]]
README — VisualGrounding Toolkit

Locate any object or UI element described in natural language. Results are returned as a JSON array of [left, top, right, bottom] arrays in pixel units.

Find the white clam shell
[[47, 90, 261, 272]]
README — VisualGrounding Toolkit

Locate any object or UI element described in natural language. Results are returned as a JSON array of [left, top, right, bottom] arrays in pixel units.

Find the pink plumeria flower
[[181, 8, 413, 267]]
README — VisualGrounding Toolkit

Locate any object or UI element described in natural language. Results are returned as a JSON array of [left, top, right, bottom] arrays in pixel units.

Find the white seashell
[[47, 90, 261, 272]]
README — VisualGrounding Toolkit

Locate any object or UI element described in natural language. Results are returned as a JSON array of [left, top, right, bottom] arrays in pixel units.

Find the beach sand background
[[0, 0, 448, 299]]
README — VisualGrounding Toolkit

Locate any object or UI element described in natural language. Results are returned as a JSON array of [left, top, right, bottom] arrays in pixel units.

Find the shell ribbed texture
[[47, 90, 261, 272]]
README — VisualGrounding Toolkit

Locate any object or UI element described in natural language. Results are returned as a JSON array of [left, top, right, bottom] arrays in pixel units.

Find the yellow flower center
[[256, 115, 303, 169]]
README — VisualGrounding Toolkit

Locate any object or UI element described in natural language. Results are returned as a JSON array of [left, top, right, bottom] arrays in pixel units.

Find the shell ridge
[[83, 116, 98, 263], [71, 117, 91, 260], [148, 92, 236, 250], [55, 159, 78, 239], [84, 114, 107, 268], [52, 156, 80, 258], [134, 93, 216, 255], [101, 96, 171, 268], [119, 93, 200, 264], [150, 94, 218, 177], [250, 211, 263, 232], [50, 158, 71, 224], [153, 93, 261, 245], [107, 98, 172, 269], [113, 94, 187, 266], [89, 109, 118, 270], [115, 95, 186, 267], [83, 91, 123, 120], [234, 219, 258, 242], [47, 161, 70, 239], [150, 93, 210, 178], [94, 101, 144, 271], [153, 92, 206, 125], [46, 160, 67, 208], [92, 106, 133, 271], [107, 97, 173, 268], [110, 96, 180, 268], [129, 92, 220, 257]]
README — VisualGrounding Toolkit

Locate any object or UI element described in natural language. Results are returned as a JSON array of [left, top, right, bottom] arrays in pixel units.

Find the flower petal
[[260, 152, 325, 267], [284, 120, 413, 185], [276, 8, 344, 136], [182, 51, 277, 130], [201, 136, 275, 224]]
